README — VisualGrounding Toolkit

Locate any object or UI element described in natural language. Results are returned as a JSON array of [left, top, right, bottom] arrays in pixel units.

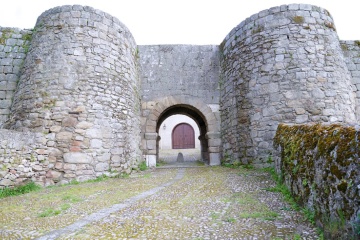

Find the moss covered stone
[[274, 123, 360, 236]]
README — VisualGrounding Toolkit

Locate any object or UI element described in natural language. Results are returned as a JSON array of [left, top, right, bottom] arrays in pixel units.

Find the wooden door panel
[[172, 123, 195, 149]]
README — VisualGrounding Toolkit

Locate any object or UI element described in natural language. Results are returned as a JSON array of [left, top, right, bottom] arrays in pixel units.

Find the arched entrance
[[141, 96, 221, 167], [172, 123, 195, 149]]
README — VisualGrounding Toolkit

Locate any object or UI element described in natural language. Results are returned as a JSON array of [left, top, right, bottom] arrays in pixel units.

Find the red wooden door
[[172, 123, 195, 149]]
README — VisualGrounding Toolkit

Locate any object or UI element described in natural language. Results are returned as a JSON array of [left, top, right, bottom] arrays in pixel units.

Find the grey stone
[[176, 152, 184, 162], [64, 152, 92, 164]]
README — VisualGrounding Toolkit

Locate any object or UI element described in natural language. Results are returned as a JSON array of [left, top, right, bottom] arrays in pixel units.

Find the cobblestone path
[[0, 167, 319, 239]]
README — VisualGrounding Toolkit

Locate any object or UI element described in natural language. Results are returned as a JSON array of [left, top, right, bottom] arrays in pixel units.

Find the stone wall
[[139, 45, 222, 166], [0, 28, 31, 127], [341, 40, 360, 121], [0, 129, 48, 187], [220, 4, 357, 166], [273, 123, 360, 237], [3, 5, 141, 184], [139, 45, 220, 104]]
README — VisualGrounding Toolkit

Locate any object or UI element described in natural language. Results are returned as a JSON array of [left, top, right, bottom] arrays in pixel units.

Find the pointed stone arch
[[141, 96, 221, 166]]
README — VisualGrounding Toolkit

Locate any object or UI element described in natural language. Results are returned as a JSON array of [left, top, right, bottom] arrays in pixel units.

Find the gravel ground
[[0, 167, 319, 240]]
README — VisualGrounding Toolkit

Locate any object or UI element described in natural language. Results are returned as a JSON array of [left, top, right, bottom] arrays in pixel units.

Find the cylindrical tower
[[7, 5, 141, 183], [220, 4, 356, 166]]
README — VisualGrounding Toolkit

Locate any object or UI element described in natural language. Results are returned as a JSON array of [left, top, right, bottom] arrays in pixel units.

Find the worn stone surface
[[0, 167, 319, 239]]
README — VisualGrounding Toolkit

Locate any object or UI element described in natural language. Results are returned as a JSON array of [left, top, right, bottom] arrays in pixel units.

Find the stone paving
[[0, 166, 319, 239]]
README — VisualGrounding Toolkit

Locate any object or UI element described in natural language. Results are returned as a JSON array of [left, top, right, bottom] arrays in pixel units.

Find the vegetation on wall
[[274, 123, 359, 239]]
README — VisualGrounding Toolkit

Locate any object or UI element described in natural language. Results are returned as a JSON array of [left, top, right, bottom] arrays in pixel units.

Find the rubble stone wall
[[0, 28, 32, 127], [220, 4, 357, 166], [273, 123, 359, 235], [0, 129, 47, 187], [2, 5, 141, 185], [341, 40, 360, 121]]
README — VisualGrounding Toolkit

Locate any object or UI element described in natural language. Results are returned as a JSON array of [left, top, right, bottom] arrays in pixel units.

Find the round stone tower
[[220, 4, 356, 166], [7, 5, 141, 183]]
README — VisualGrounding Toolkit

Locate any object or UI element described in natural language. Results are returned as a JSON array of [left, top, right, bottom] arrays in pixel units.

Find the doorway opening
[[158, 114, 201, 163]]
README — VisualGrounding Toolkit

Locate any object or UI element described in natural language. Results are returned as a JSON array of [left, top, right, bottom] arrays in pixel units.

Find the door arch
[[172, 123, 195, 149]]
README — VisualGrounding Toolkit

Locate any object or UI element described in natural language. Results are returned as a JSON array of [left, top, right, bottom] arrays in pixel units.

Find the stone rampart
[[273, 123, 359, 237], [0, 129, 48, 187], [220, 4, 357, 166], [0, 28, 31, 126], [1, 4, 360, 186], [341, 40, 360, 121], [3, 5, 141, 184]]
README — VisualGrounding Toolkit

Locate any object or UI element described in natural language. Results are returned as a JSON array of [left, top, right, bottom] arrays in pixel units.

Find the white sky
[[0, 0, 359, 45]]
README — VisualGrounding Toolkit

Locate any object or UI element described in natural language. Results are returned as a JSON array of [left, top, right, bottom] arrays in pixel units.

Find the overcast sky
[[0, 0, 359, 45]]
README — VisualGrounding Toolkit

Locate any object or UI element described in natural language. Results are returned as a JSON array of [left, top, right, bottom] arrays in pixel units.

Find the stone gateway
[[0, 4, 359, 186]]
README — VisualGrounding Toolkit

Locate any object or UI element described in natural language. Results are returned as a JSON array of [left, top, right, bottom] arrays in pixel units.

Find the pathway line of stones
[[36, 169, 186, 240]]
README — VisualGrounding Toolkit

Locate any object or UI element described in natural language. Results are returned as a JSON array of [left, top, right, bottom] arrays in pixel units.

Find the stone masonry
[[0, 3, 360, 186]]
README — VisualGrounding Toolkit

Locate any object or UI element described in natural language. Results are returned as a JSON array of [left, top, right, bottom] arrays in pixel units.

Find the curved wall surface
[[7, 5, 141, 183], [220, 4, 357, 166]]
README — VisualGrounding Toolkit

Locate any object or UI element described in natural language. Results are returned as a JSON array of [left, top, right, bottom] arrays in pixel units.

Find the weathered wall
[[139, 45, 222, 166], [220, 4, 357, 166], [139, 45, 220, 104], [0, 129, 47, 187], [341, 40, 360, 121], [273, 123, 360, 237], [3, 5, 141, 184], [0, 28, 31, 127]]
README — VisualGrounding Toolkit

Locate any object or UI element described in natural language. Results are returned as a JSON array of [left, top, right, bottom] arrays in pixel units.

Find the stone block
[[209, 153, 221, 166], [95, 162, 109, 172], [146, 155, 156, 167], [208, 138, 221, 147], [56, 132, 73, 140], [90, 139, 103, 148], [63, 152, 92, 164]]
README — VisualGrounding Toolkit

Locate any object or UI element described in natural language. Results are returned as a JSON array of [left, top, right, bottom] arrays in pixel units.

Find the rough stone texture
[[140, 45, 220, 104], [0, 129, 46, 187], [273, 123, 360, 238], [220, 4, 357, 166], [139, 45, 221, 165], [0, 28, 31, 127], [1, 3, 360, 186], [341, 40, 360, 121], [3, 5, 141, 184]]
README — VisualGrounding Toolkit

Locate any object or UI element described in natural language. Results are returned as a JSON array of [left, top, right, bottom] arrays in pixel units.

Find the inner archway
[[141, 96, 221, 167]]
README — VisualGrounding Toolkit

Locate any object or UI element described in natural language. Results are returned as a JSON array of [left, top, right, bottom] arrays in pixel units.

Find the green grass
[[139, 161, 148, 171], [0, 182, 41, 198], [38, 208, 61, 217], [262, 167, 299, 210], [61, 194, 82, 203]]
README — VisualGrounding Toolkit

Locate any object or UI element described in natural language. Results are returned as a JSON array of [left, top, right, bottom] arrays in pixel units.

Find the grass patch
[[0, 182, 41, 198], [60, 203, 71, 211], [38, 208, 61, 217], [156, 159, 166, 167], [139, 161, 148, 171], [262, 167, 299, 210], [210, 212, 220, 220], [62, 194, 82, 203], [86, 175, 109, 183]]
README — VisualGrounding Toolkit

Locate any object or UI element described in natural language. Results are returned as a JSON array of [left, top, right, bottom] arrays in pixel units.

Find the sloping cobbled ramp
[[1, 167, 319, 239], [35, 169, 186, 240]]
